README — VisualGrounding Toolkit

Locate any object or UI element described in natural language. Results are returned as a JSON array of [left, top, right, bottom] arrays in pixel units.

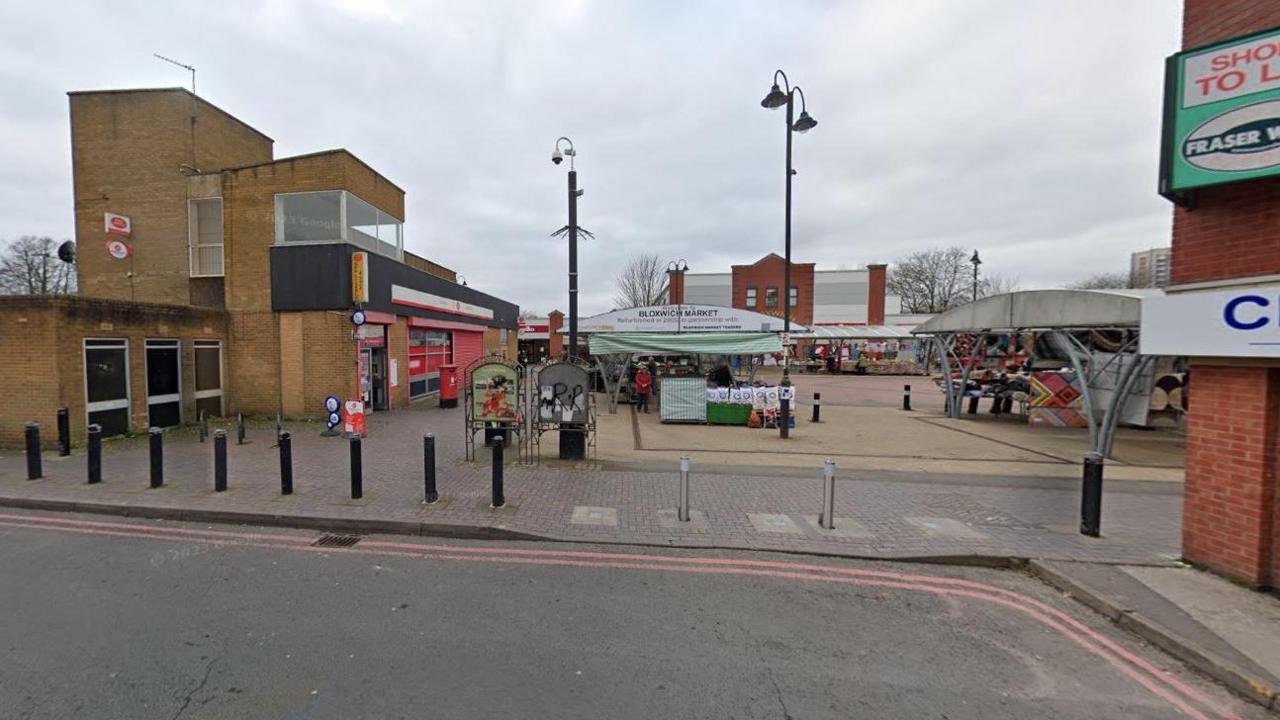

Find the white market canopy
[[912, 289, 1162, 334], [796, 325, 919, 340], [588, 332, 782, 356], [575, 304, 806, 334]]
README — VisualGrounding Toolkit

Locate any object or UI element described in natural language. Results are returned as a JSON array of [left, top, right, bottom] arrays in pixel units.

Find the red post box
[[439, 364, 459, 408]]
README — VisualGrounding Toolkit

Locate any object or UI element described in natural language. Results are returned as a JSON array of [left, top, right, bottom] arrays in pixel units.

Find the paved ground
[[0, 403, 1182, 564], [597, 374, 1185, 481], [0, 509, 1262, 720]]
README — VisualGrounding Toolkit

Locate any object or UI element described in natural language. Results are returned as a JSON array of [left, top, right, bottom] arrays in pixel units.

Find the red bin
[[439, 364, 459, 408]]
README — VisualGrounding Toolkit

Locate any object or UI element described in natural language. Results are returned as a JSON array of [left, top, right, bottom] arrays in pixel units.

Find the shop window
[[145, 339, 182, 428], [408, 328, 451, 397], [765, 286, 778, 308], [84, 338, 130, 437], [193, 340, 223, 418], [189, 199, 224, 277], [745, 287, 757, 307], [789, 286, 798, 307]]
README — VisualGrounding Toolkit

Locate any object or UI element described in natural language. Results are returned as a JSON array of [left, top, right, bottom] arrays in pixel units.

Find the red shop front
[[406, 316, 484, 399]]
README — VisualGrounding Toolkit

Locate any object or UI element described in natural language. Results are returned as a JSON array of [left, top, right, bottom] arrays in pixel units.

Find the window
[[409, 329, 451, 397], [745, 287, 757, 307], [789, 286, 799, 307], [145, 339, 181, 428], [274, 191, 403, 260], [84, 339, 130, 437], [193, 340, 223, 418], [189, 199, 224, 276], [765, 286, 778, 308]]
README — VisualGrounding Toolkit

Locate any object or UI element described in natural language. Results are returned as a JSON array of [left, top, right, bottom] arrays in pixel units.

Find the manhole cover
[[312, 533, 362, 548]]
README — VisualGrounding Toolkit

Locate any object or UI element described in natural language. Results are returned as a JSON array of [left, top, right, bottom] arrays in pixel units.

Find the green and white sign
[[1161, 26, 1280, 196]]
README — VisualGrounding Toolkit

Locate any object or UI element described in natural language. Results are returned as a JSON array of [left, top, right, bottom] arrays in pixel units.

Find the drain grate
[[312, 533, 362, 548]]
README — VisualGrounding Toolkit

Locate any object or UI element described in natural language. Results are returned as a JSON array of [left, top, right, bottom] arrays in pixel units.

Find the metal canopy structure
[[911, 289, 1164, 459]]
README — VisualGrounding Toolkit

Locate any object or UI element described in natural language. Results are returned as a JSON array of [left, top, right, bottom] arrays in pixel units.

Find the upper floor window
[[189, 198, 223, 277], [745, 286, 757, 307], [765, 286, 778, 308], [789, 286, 799, 307], [274, 190, 402, 261]]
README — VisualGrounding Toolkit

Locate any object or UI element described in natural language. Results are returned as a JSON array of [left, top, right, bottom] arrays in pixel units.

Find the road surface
[[0, 509, 1259, 719]]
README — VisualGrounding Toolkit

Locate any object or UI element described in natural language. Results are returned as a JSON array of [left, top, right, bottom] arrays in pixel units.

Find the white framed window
[[189, 198, 224, 276], [789, 286, 799, 307], [745, 287, 757, 307]]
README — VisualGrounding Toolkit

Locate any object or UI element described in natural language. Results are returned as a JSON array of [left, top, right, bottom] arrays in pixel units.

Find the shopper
[[713, 363, 734, 387], [634, 364, 653, 413]]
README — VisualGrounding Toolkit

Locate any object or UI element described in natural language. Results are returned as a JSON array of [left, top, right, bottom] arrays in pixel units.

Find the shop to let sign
[[1162, 25, 1280, 195]]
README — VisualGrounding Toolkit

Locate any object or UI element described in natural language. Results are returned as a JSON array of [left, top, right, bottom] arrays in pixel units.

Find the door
[[369, 347, 388, 411], [146, 339, 182, 428], [84, 338, 130, 437], [193, 340, 224, 418]]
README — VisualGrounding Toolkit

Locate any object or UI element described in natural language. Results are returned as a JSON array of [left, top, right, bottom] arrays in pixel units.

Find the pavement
[[0, 508, 1265, 720]]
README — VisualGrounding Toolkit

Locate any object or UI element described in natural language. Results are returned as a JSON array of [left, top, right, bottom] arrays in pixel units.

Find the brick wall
[[388, 318, 409, 408], [226, 310, 281, 415], [301, 311, 357, 416], [1182, 366, 1278, 586], [1177, 1, 1280, 587], [730, 254, 815, 326], [0, 296, 226, 447], [69, 89, 272, 306], [548, 310, 564, 359]]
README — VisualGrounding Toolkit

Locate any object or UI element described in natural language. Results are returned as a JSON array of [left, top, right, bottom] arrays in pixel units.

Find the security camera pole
[[552, 137, 586, 459], [761, 70, 817, 439]]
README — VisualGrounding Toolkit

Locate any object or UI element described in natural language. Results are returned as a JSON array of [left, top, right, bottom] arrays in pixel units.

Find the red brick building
[[1168, 2, 1280, 587]]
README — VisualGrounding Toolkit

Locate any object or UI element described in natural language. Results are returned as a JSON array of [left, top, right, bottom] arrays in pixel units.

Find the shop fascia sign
[[1140, 283, 1280, 357], [576, 304, 795, 333], [391, 284, 494, 320], [1160, 25, 1280, 201]]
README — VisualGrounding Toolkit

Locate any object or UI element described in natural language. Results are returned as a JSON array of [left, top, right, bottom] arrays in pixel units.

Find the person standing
[[634, 364, 653, 413]]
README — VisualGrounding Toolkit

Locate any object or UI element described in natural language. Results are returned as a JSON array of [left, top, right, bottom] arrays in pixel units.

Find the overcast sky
[[0, 0, 1182, 315]]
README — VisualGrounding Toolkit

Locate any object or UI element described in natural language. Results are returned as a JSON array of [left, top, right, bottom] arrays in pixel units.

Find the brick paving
[[0, 405, 1183, 564]]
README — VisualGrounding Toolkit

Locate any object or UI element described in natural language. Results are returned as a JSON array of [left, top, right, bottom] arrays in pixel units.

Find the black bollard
[[811, 392, 822, 423], [237, 412, 245, 445], [213, 429, 227, 492], [491, 439, 505, 508], [56, 407, 70, 457], [148, 427, 164, 488], [903, 384, 912, 411], [87, 424, 102, 484], [24, 421, 42, 480], [279, 432, 293, 495], [350, 435, 363, 499], [1080, 452, 1104, 537], [967, 395, 980, 415], [423, 433, 438, 504]]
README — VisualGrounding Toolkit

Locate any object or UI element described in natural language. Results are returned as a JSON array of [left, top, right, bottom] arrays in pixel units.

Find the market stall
[[911, 289, 1165, 458], [794, 325, 930, 374]]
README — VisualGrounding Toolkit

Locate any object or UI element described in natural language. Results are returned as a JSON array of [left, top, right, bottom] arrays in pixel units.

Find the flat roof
[[67, 87, 274, 143]]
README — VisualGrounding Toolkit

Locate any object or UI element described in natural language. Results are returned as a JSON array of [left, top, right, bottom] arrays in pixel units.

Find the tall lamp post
[[552, 137, 586, 459], [761, 70, 817, 439], [970, 250, 982, 302]]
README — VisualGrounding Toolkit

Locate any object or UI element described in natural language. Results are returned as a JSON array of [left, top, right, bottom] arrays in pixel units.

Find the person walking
[[634, 364, 653, 413]]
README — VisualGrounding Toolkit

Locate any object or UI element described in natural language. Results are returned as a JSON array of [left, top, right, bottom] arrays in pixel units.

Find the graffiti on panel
[[537, 363, 589, 424]]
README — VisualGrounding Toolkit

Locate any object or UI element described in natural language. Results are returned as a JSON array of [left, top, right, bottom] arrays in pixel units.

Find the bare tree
[[0, 236, 77, 295], [981, 273, 1021, 297], [1068, 272, 1130, 290], [887, 246, 972, 313], [613, 253, 669, 308]]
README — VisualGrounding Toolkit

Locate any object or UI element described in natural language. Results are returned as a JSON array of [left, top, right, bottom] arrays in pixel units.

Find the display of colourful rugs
[[1028, 370, 1088, 428]]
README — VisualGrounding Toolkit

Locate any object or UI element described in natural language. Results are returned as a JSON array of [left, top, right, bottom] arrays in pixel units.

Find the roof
[[796, 325, 919, 340], [67, 87, 274, 143], [912, 289, 1162, 334], [218, 149, 405, 195]]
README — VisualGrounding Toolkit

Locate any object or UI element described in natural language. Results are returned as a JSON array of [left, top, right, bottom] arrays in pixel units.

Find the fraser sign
[[1162, 26, 1280, 195]]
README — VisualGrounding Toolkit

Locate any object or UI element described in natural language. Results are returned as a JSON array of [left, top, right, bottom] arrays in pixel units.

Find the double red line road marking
[[0, 510, 1239, 720]]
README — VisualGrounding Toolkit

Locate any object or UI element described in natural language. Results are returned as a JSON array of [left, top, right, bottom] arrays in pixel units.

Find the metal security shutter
[[452, 330, 484, 374]]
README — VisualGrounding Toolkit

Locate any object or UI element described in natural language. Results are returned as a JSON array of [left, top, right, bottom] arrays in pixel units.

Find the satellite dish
[[56, 241, 76, 263]]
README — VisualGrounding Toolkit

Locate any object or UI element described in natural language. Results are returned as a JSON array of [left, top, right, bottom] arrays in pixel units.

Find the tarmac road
[[0, 509, 1261, 720]]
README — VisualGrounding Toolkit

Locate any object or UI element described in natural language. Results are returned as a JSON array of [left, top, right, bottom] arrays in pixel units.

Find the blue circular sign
[[324, 396, 340, 413], [351, 310, 367, 326], [327, 412, 341, 428]]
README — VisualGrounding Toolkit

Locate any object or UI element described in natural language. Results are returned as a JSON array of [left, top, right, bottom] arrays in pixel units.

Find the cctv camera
[[551, 149, 563, 165]]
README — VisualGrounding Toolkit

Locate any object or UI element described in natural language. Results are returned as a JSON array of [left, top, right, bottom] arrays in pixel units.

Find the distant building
[[1130, 247, 1172, 288], [670, 253, 921, 327]]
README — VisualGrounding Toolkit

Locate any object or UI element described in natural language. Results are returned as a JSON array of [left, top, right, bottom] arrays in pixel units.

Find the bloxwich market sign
[[1161, 25, 1280, 198]]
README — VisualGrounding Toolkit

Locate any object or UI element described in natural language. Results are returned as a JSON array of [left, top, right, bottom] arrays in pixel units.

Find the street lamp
[[970, 250, 982, 302], [551, 136, 586, 459], [761, 69, 817, 440]]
